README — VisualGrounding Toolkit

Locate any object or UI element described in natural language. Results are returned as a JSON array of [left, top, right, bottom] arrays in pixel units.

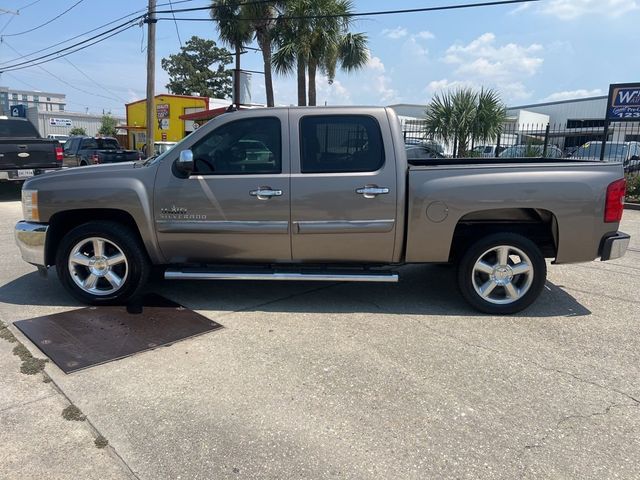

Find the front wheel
[[457, 233, 547, 314], [56, 221, 150, 305]]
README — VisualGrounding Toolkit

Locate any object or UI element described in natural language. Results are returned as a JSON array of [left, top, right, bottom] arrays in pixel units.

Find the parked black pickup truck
[[62, 136, 140, 167], [0, 117, 63, 181]]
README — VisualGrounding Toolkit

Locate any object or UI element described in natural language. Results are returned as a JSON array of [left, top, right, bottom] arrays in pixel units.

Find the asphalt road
[[1, 182, 639, 480]]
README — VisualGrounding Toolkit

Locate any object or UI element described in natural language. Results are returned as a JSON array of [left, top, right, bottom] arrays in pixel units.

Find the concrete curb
[[625, 202, 640, 211]]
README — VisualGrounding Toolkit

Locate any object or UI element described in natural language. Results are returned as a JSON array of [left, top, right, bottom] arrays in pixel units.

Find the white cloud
[[426, 78, 477, 94], [382, 27, 408, 39], [414, 31, 435, 40], [542, 89, 604, 102], [541, 0, 639, 19], [445, 32, 543, 81], [365, 55, 399, 104]]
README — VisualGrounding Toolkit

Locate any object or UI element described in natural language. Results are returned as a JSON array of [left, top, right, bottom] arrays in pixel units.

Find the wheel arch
[[450, 208, 558, 262], [46, 209, 154, 266]]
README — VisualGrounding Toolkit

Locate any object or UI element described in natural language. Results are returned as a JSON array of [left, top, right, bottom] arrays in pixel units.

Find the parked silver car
[[572, 141, 640, 172]]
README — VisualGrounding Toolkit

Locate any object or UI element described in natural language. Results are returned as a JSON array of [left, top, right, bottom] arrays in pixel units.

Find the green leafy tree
[[69, 127, 87, 136], [161, 36, 233, 98], [210, 0, 283, 107], [273, 0, 369, 106], [98, 114, 118, 136], [425, 87, 507, 157]]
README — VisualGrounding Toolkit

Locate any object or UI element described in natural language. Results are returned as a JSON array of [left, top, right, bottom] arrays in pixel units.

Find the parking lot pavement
[[1, 184, 639, 480]]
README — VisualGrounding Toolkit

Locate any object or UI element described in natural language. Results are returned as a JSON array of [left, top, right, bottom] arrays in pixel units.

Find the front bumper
[[15, 221, 49, 266], [601, 231, 631, 261]]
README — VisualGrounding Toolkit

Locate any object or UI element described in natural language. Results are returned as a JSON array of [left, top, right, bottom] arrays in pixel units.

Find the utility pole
[[233, 45, 241, 108], [145, 0, 156, 157]]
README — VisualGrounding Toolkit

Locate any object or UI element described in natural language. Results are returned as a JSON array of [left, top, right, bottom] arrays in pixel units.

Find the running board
[[164, 269, 399, 283]]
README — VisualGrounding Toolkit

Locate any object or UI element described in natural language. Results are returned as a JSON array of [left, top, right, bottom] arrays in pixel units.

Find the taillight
[[55, 146, 63, 162], [92, 154, 100, 165], [604, 178, 626, 223]]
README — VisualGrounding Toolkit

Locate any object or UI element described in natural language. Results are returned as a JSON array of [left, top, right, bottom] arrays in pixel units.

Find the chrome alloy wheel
[[68, 237, 129, 296], [471, 245, 534, 305]]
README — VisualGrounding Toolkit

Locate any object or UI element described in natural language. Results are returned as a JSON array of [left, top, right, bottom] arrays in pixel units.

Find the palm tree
[[273, 0, 368, 106], [425, 87, 506, 157], [210, 0, 282, 107]]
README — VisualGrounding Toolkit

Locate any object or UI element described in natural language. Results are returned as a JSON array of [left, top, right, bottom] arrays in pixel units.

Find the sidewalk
[[0, 322, 135, 480]]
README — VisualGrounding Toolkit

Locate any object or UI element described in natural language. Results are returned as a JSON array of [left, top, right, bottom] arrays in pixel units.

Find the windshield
[[573, 142, 628, 160]]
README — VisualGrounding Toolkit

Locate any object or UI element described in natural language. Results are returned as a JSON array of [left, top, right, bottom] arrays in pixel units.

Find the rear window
[[299, 115, 384, 173], [0, 119, 40, 138], [81, 138, 120, 150]]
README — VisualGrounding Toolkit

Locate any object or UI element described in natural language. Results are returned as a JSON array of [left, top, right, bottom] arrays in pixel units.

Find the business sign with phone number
[[607, 82, 640, 121]]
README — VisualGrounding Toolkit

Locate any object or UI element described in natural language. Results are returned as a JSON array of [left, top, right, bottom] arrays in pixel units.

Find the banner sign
[[156, 103, 170, 119], [607, 83, 640, 121], [49, 118, 73, 126]]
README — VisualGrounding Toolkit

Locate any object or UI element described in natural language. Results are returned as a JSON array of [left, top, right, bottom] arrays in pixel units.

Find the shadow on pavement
[[0, 182, 22, 202], [0, 265, 591, 318]]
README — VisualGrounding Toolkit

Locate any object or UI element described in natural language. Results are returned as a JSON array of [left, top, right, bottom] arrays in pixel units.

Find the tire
[[56, 221, 150, 305], [457, 232, 546, 315]]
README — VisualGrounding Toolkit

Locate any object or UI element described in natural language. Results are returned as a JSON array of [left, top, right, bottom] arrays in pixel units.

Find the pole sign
[[606, 83, 640, 121]]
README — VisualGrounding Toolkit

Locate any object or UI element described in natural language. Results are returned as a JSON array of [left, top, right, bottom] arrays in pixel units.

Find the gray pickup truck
[[15, 107, 630, 314]]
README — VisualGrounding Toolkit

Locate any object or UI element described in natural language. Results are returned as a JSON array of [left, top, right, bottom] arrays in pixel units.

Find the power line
[[61, 57, 128, 103], [0, 10, 146, 67], [168, 0, 183, 47], [2, 40, 125, 103], [0, 18, 141, 72], [2, 0, 86, 37], [155, 0, 541, 21]]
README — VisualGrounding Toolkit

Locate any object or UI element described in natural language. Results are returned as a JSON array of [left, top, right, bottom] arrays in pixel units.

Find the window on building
[[59, 105, 64, 111], [33, 95, 39, 102], [12, 93, 17, 100], [299, 115, 385, 173], [21, 94, 28, 101], [46, 97, 51, 101]]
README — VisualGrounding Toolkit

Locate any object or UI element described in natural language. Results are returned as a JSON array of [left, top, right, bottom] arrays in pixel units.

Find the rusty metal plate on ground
[[14, 294, 222, 374]]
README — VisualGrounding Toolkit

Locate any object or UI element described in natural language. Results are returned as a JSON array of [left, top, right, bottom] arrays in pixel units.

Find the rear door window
[[0, 119, 40, 138], [299, 115, 385, 173]]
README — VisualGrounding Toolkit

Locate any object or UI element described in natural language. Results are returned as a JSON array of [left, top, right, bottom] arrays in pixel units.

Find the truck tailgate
[[0, 139, 60, 169], [99, 150, 140, 163]]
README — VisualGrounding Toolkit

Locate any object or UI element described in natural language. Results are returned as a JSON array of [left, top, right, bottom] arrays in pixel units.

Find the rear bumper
[[600, 231, 631, 261], [15, 221, 49, 266], [0, 168, 60, 181]]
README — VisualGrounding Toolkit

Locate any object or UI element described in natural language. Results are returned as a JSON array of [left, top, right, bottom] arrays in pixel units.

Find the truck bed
[[405, 159, 625, 264]]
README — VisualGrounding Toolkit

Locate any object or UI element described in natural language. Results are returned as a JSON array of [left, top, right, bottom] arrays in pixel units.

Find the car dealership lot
[[1, 184, 639, 480]]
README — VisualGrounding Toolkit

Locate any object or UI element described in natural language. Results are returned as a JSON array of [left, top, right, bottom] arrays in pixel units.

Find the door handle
[[356, 186, 390, 199], [250, 187, 283, 200]]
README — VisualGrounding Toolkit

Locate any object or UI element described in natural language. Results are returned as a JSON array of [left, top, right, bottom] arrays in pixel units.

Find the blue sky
[[0, 0, 639, 116]]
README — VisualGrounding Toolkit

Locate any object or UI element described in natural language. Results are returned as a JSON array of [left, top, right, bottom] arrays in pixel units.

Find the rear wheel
[[457, 233, 546, 314], [56, 221, 149, 305]]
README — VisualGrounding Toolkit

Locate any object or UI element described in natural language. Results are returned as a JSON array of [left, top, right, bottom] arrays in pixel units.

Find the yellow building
[[124, 94, 209, 151]]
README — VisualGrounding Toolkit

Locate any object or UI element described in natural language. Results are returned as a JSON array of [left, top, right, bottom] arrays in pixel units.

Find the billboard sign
[[607, 83, 640, 121]]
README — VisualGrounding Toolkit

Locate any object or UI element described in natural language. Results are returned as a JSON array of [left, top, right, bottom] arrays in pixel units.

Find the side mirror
[[176, 149, 194, 176]]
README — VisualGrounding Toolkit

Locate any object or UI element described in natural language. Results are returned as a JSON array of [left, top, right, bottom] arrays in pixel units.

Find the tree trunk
[[257, 32, 274, 107], [297, 55, 306, 106], [308, 60, 317, 106]]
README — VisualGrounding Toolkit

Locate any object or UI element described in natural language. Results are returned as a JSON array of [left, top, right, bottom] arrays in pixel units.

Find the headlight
[[21, 189, 39, 222]]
